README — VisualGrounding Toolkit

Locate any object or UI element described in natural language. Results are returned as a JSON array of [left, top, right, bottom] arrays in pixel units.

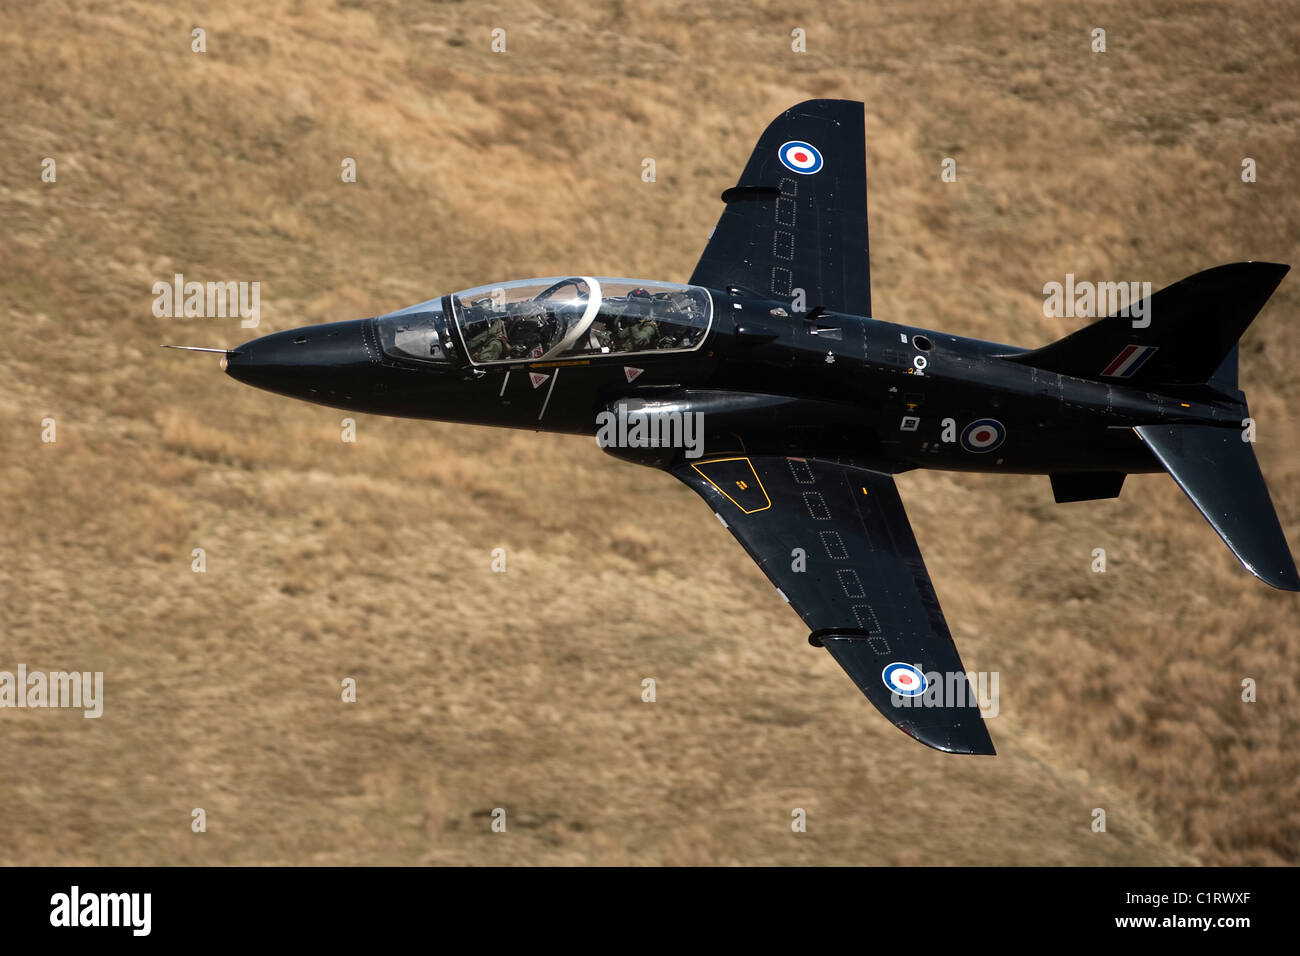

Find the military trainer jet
[[172, 99, 1297, 754]]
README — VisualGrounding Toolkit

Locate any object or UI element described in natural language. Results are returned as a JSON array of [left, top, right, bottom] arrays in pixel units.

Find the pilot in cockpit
[[506, 300, 552, 359], [463, 300, 510, 361], [613, 288, 659, 351]]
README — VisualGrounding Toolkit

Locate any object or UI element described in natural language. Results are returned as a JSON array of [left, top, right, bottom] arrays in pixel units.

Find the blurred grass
[[0, 0, 1297, 864]]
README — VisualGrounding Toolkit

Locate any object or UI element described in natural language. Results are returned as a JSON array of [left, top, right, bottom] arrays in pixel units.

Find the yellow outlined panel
[[691, 457, 772, 514]]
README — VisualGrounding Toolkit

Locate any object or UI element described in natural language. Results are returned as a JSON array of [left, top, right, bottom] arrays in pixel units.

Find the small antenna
[[160, 345, 241, 354]]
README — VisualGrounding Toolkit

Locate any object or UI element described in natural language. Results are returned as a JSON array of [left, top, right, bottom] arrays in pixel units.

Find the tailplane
[[1135, 424, 1299, 591]]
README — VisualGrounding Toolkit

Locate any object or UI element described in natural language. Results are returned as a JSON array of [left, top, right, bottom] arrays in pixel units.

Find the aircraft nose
[[225, 319, 378, 398]]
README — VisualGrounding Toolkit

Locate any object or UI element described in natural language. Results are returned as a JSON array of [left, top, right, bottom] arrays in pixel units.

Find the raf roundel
[[961, 418, 1006, 453], [882, 662, 928, 697], [778, 140, 824, 175]]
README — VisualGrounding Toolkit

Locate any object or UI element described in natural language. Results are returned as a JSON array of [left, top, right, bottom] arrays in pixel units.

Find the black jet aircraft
[[169, 99, 1297, 754]]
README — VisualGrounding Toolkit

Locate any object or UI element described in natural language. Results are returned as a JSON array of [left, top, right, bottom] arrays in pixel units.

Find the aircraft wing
[[690, 99, 870, 317], [672, 453, 994, 754]]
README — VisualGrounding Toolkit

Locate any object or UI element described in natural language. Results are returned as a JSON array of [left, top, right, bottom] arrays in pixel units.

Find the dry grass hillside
[[1, 0, 1298, 864]]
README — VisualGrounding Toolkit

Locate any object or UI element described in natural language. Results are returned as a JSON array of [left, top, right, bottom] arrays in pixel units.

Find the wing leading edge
[[690, 99, 870, 318], [673, 454, 994, 755]]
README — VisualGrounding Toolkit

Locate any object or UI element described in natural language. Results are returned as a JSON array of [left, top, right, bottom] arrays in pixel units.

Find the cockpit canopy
[[374, 277, 712, 367], [451, 277, 712, 364], [373, 297, 458, 365]]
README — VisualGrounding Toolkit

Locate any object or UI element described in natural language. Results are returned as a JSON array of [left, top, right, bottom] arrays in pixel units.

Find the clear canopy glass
[[374, 297, 457, 365], [450, 277, 712, 364]]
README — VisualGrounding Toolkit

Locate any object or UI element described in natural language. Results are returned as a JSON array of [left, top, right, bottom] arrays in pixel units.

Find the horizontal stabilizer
[[1135, 424, 1299, 590]]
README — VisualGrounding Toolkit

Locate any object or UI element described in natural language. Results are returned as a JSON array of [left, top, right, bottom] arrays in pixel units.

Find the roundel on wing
[[882, 662, 928, 697], [960, 418, 1006, 453], [778, 140, 824, 175]]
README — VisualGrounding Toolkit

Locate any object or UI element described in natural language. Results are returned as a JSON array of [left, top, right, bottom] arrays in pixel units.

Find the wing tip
[[898, 718, 997, 756]]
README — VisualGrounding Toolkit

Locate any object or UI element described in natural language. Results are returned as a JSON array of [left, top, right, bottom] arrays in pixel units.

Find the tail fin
[[1207, 342, 1240, 396], [1008, 262, 1289, 385], [1135, 424, 1299, 591]]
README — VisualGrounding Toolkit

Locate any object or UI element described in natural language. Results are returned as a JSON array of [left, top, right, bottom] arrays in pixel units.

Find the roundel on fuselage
[[960, 418, 1006, 453]]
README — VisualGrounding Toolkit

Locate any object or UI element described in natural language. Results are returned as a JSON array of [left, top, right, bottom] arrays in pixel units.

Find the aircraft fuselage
[[224, 286, 1246, 477]]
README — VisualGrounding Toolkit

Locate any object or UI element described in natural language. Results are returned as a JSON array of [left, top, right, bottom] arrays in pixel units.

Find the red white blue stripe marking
[[882, 662, 928, 697], [778, 141, 823, 175], [1101, 344, 1158, 378]]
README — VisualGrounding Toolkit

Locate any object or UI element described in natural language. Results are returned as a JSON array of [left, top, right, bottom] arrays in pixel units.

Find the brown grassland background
[[1, 0, 1298, 865]]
